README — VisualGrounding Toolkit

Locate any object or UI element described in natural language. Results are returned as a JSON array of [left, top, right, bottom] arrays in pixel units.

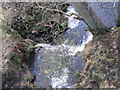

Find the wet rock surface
[[90, 2, 118, 28], [31, 43, 85, 88]]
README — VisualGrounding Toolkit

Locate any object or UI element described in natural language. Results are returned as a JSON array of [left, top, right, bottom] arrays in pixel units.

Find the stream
[[31, 2, 118, 88]]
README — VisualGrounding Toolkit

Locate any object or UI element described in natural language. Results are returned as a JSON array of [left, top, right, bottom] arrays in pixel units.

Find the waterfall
[[31, 6, 93, 88], [31, 2, 118, 88]]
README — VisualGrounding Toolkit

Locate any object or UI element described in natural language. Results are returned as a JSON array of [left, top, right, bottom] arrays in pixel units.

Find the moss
[[10, 55, 21, 64], [92, 74, 102, 83], [112, 26, 120, 31], [116, 15, 120, 27]]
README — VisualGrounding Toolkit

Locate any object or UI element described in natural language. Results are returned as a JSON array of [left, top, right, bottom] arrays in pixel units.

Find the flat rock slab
[[90, 2, 118, 28], [31, 44, 85, 88]]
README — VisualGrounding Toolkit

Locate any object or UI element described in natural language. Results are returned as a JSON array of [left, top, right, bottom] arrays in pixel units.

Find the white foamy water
[[31, 6, 93, 88], [65, 6, 80, 29], [51, 67, 70, 88], [35, 43, 91, 56]]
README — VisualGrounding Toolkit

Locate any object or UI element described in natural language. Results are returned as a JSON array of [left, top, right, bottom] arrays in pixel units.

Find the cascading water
[[31, 6, 93, 88], [31, 2, 118, 88]]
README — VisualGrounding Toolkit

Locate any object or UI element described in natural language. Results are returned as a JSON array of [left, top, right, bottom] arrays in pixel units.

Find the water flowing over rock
[[32, 43, 85, 88], [31, 6, 92, 88], [31, 2, 118, 88]]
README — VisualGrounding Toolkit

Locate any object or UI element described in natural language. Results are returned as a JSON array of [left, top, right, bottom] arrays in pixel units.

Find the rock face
[[90, 2, 118, 28], [63, 26, 93, 47], [70, 2, 118, 35]]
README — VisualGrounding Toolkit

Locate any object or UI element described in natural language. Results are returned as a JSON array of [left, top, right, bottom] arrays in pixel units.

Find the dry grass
[[75, 31, 119, 88], [2, 2, 68, 44], [1, 32, 36, 88]]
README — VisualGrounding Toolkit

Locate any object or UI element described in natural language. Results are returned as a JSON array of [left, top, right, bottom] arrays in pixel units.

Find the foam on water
[[51, 67, 70, 88], [32, 6, 93, 88], [65, 6, 80, 29]]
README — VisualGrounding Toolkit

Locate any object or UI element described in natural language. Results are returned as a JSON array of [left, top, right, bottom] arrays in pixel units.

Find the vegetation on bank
[[75, 30, 119, 88], [3, 2, 68, 43], [2, 26, 36, 88], [1, 2, 68, 88]]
